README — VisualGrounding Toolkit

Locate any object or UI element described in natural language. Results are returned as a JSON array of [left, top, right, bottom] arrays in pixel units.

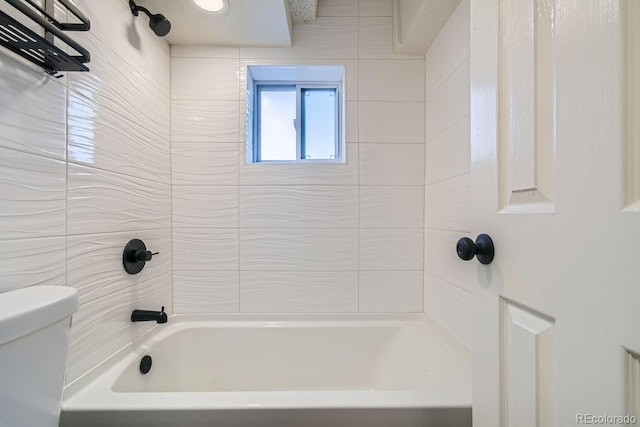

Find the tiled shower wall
[[423, 0, 472, 350], [0, 0, 171, 383], [171, 0, 427, 313]]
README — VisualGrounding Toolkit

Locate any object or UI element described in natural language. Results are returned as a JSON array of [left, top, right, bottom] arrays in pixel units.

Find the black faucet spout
[[131, 306, 167, 324]]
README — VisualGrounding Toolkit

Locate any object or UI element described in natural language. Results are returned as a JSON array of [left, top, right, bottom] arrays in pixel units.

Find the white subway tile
[[240, 186, 358, 228], [360, 229, 423, 270], [171, 58, 239, 101], [173, 186, 239, 229], [359, 102, 425, 143], [173, 229, 239, 271], [425, 117, 470, 183], [172, 143, 239, 186], [425, 174, 471, 232], [359, 60, 425, 101], [67, 164, 170, 235], [240, 229, 358, 271], [240, 271, 358, 312], [424, 273, 471, 350], [425, 57, 469, 140], [359, 143, 425, 185], [240, 18, 357, 59], [68, 90, 170, 184], [359, 271, 423, 312], [360, 186, 424, 228], [171, 100, 241, 143], [174, 271, 239, 313], [0, 237, 66, 293], [0, 148, 65, 240], [239, 144, 358, 186]]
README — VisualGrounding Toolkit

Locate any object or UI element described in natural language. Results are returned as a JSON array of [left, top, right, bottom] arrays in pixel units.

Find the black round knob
[[456, 234, 495, 265], [135, 250, 153, 262], [456, 237, 476, 261], [123, 239, 158, 274]]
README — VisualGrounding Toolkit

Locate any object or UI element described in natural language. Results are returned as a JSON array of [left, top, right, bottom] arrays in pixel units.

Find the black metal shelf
[[0, 0, 90, 76]]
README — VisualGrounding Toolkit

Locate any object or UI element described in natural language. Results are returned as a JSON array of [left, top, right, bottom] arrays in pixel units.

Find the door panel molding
[[498, 0, 556, 214], [623, 0, 640, 212]]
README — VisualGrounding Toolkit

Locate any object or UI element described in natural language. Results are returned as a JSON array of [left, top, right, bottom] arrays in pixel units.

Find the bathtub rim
[[63, 313, 471, 411]]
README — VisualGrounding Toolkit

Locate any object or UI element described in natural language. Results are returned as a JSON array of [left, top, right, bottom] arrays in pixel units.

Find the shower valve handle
[[456, 234, 495, 265]]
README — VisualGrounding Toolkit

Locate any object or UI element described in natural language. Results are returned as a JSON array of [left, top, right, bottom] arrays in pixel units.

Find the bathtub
[[60, 314, 471, 427]]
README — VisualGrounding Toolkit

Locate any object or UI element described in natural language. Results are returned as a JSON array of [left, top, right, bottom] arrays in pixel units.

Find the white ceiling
[[134, 0, 302, 47], [136, 0, 317, 47]]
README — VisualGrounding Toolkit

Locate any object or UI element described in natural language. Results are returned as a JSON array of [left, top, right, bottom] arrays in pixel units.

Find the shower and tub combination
[[60, 314, 471, 427]]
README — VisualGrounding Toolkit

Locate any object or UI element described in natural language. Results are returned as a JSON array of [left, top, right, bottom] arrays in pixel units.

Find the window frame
[[253, 81, 342, 163]]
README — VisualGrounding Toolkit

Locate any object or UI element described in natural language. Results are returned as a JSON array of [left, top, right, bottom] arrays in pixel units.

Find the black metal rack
[[0, 0, 90, 76]]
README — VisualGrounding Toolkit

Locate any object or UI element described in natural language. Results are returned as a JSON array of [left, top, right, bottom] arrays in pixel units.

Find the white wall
[[171, 0, 426, 314], [423, 0, 472, 349], [0, 0, 171, 383]]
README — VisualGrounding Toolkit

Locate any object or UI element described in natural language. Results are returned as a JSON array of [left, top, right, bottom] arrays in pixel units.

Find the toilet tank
[[0, 286, 79, 427]]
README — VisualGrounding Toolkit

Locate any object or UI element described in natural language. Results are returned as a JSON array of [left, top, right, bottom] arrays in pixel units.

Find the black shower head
[[129, 0, 171, 37]]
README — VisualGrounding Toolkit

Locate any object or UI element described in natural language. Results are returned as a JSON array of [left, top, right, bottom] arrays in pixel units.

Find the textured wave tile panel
[[359, 102, 425, 143], [425, 174, 471, 232], [425, 117, 470, 184], [359, 271, 424, 313], [359, 228, 424, 271], [240, 17, 357, 59], [0, 70, 66, 160], [346, 102, 359, 142], [67, 164, 170, 235], [359, 0, 393, 17], [240, 229, 358, 271], [424, 1, 469, 98], [240, 271, 358, 313], [171, 46, 240, 59], [66, 229, 171, 304], [240, 144, 358, 186], [172, 143, 239, 186], [173, 229, 239, 271], [68, 90, 170, 184], [359, 17, 423, 60], [359, 143, 425, 186], [173, 271, 239, 313], [239, 186, 358, 229], [360, 186, 424, 229], [66, 269, 171, 383], [172, 100, 241, 143], [425, 57, 470, 141], [239, 58, 358, 101], [359, 60, 425, 102], [425, 229, 475, 292], [317, 0, 358, 17], [173, 186, 239, 229], [424, 272, 471, 350], [68, 39, 170, 142], [0, 148, 66, 240], [172, 58, 240, 101], [0, 237, 66, 293]]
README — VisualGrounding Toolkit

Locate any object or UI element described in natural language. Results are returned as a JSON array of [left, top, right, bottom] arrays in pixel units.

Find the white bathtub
[[61, 314, 471, 427]]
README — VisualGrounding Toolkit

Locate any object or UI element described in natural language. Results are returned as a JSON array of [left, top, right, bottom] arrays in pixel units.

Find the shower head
[[129, 0, 171, 37]]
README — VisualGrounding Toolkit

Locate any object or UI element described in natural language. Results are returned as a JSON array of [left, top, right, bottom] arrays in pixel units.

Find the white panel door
[[470, 0, 640, 425]]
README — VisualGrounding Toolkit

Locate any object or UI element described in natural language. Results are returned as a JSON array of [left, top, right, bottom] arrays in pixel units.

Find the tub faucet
[[131, 306, 167, 324]]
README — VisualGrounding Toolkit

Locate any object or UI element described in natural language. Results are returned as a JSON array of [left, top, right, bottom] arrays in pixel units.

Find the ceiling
[[134, 0, 318, 46]]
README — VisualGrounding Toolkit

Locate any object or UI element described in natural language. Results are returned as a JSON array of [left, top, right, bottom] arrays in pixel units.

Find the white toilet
[[0, 285, 79, 427]]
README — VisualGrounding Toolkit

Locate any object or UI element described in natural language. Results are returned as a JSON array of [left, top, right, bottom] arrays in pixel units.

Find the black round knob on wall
[[456, 234, 495, 265]]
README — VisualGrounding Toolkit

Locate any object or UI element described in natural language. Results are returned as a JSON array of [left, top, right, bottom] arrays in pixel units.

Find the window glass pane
[[259, 87, 297, 161], [302, 88, 337, 160]]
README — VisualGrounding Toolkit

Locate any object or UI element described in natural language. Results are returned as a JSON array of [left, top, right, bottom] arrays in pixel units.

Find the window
[[246, 65, 345, 163]]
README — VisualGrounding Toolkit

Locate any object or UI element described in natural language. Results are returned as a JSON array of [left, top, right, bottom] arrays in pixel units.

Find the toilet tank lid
[[0, 286, 79, 346]]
